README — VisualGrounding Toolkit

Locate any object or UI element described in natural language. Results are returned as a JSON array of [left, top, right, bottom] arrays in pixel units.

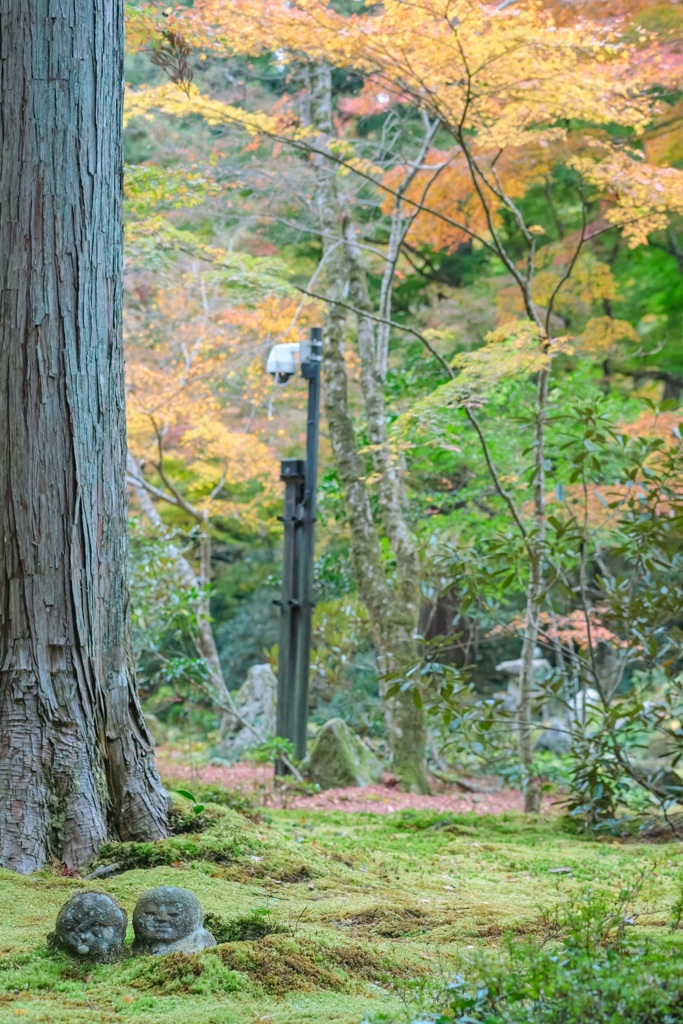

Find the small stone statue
[[132, 886, 216, 956], [49, 892, 128, 962]]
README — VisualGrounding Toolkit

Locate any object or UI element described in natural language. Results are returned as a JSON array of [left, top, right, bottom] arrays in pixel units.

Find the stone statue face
[[54, 892, 127, 961], [133, 887, 202, 946]]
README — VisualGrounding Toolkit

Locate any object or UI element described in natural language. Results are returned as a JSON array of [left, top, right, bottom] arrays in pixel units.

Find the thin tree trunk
[[127, 455, 230, 701], [0, 0, 168, 873], [343, 208, 428, 792], [309, 63, 429, 793], [517, 367, 549, 813], [322, 266, 429, 789]]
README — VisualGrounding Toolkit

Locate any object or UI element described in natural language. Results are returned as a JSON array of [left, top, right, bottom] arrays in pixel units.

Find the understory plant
[[398, 878, 683, 1024], [413, 396, 683, 827]]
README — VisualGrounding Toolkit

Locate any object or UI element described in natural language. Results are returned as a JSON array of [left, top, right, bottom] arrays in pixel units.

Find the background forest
[[122, 0, 683, 824]]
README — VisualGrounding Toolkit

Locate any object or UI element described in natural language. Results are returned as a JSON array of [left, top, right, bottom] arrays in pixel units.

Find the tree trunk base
[[394, 759, 432, 795], [385, 689, 431, 795], [0, 662, 168, 873], [0, 0, 169, 874], [523, 782, 542, 813], [0, 668, 109, 873]]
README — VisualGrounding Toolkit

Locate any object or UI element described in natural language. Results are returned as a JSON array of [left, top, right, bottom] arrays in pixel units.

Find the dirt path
[[156, 750, 537, 815]]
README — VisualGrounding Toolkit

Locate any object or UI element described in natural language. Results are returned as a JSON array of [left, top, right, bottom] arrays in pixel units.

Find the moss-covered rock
[[96, 816, 258, 872], [126, 935, 372, 996], [305, 718, 382, 790], [92, 801, 320, 882]]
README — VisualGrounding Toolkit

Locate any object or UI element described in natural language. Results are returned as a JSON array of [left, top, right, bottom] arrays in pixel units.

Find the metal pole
[[292, 327, 322, 761], [275, 458, 305, 774]]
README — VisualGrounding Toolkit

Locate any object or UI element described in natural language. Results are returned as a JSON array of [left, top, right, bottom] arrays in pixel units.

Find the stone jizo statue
[[132, 886, 216, 955], [49, 892, 127, 962]]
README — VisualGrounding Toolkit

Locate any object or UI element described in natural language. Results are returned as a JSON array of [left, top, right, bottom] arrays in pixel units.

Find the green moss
[[0, 791, 681, 1023], [167, 805, 211, 835], [388, 807, 579, 837], [93, 801, 317, 882], [332, 904, 439, 938], [97, 833, 252, 871], [125, 951, 245, 996], [203, 909, 287, 943], [213, 935, 365, 994], [180, 784, 263, 822]]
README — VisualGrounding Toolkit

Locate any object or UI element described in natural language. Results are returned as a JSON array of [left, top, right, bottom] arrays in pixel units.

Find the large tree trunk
[[0, 0, 168, 873]]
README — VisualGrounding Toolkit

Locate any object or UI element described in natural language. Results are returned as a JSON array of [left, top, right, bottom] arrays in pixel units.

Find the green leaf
[[174, 789, 196, 803]]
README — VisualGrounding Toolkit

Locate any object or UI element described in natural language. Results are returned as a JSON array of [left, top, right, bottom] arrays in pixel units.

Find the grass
[[0, 797, 681, 1023]]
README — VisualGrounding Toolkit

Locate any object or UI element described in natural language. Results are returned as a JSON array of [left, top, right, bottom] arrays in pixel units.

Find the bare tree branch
[[544, 190, 588, 335]]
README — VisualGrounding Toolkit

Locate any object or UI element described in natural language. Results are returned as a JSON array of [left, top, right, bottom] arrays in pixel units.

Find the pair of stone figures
[[49, 886, 216, 962]]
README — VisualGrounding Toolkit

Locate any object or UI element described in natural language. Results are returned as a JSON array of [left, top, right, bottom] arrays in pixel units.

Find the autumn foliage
[[120, 0, 683, 805]]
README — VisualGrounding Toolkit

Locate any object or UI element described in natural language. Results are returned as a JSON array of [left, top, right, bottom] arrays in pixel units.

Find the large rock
[[305, 718, 382, 790], [215, 663, 278, 762]]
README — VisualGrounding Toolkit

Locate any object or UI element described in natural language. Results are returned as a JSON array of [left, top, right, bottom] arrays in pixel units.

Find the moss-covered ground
[[0, 795, 682, 1024]]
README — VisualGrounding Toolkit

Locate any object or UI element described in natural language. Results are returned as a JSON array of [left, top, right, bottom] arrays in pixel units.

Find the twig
[[463, 407, 530, 546], [294, 285, 454, 376], [544, 189, 588, 335]]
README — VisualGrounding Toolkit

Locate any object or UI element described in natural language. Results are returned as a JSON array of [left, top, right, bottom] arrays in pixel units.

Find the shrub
[[402, 879, 683, 1024], [434, 942, 683, 1024]]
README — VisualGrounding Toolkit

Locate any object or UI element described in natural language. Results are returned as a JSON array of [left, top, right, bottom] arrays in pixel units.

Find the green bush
[[433, 942, 683, 1024], [402, 879, 683, 1024]]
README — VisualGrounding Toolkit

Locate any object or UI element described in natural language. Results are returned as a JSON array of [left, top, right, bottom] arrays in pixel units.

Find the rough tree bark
[[309, 64, 430, 793], [0, 0, 169, 873]]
